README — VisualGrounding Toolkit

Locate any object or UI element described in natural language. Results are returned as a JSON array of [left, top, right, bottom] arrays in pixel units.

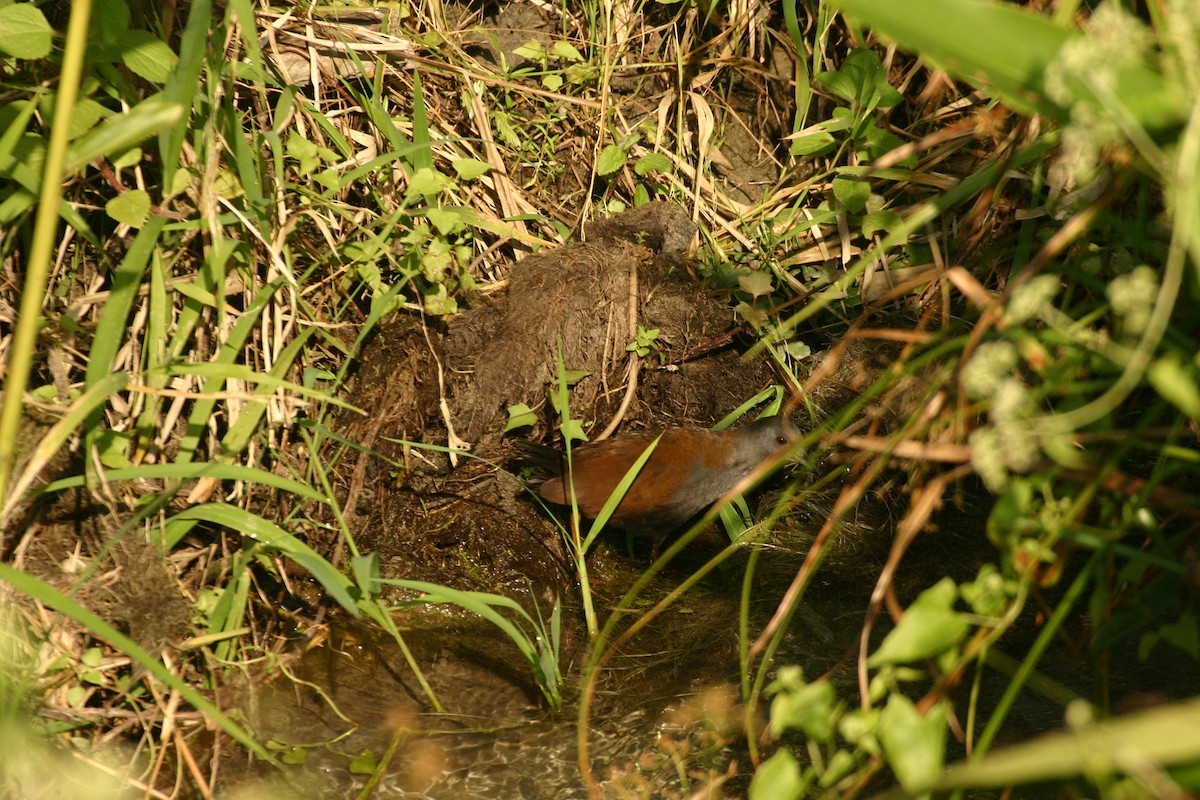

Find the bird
[[520, 415, 800, 545]]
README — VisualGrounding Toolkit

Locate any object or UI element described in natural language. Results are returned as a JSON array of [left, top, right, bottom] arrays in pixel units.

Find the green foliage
[[831, 0, 1187, 130], [383, 579, 564, 711], [747, 0, 1200, 795], [625, 325, 662, 359], [758, 665, 952, 795]]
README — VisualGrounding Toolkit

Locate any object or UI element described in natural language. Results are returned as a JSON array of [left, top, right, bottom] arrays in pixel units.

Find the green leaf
[[105, 190, 151, 227], [817, 49, 901, 110], [351, 553, 381, 597], [739, 270, 775, 299], [513, 40, 546, 61], [880, 695, 948, 791], [120, 30, 179, 83], [869, 577, 971, 665], [790, 130, 838, 156], [422, 284, 458, 316], [749, 749, 807, 800], [551, 41, 584, 62], [424, 206, 464, 235], [505, 403, 538, 432], [860, 209, 903, 237], [93, 429, 132, 469], [405, 167, 451, 200], [281, 746, 308, 765], [633, 152, 672, 175], [936, 697, 1200, 791], [34, 462, 330, 504], [451, 157, 491, 180], [348, 750, 378, 774], [91, 0, 131, 43], [0, 3, 52, 59], [770, 678, 839, 742], [596, 144, 627, 176], [1147, 356, 1200, 419], [821, 749, 859, 787], [833, 175, 871, 213], [81, 647, 104, 668], [61, 98, 111, 140]]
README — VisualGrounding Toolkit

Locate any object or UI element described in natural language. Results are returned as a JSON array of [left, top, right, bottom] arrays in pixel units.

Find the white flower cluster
[[966, 276, 1064, 490], [1043, 2, 1151, 191], [1107, 264, 1159, 337]]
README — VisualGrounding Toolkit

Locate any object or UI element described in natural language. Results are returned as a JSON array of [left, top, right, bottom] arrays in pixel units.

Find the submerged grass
[[0, 0, 1197, 798]]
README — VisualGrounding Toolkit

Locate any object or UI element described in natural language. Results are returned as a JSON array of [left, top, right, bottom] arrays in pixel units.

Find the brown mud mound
[[335, 201, 785, 602], [442, 200, 776, 446]]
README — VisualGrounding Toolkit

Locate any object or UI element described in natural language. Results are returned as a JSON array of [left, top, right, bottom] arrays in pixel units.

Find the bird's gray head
[[727, 415, 801, 471]]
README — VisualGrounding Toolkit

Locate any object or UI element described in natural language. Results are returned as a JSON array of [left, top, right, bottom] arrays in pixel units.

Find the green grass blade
[[159, 0, 213, 187], [165, 360, 362, 414], [31, 462, 329, 504], [166, 502, 359, 614], [64, 98, 184, 174]]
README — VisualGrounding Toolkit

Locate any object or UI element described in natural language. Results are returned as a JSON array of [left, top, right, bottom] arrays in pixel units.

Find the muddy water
[[245, 498, 999, 798]]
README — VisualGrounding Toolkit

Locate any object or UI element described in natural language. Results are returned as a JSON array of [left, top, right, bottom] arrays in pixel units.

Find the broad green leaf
[[860, 209, 902, 237], [739, 270, 775, 299], [422, 284, 458, 316], [749, 749, 807, 800], [91, 0, 131, 42], [405, 167, 451, 200], [790, 130, 837, 156], [0, 100, 38, 172], [551, 40, 584, 61], [451, 157, 491, 180], [869, 577, 971, 664], [120, 29, 179, 83], [425, 206, 464, 235], [505, 403, 538, 432], [880, 695, 948, 791], [0, 3, 52, 59], [833, 175, 871, 213], [348, 750, 377, 774], [64, 98, 110, 139], [596, 144, 626, 176], [633, 152, 672, 175], [105, 189, 151, 227], [94, 429, 132, 469], [770, 679, 838, 742]]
